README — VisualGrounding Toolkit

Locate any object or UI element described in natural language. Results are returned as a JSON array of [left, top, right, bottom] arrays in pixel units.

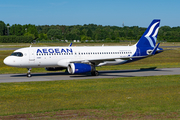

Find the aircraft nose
[[3, 56, 18, 67], [3, 57, 11, 66], [4, 56, 21, 67]]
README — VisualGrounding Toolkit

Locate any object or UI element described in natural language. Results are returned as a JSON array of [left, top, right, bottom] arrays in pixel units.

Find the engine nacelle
[[45, 67, 66, 71], [68, 63, 92, 74]]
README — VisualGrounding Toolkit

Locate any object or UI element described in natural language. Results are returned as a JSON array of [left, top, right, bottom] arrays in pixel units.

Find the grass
[[0, 75, 180, 119], [0, 43, 180, 119]]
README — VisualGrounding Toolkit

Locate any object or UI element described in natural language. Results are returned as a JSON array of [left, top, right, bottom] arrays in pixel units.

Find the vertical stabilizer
[[136, 19, 160, 48]]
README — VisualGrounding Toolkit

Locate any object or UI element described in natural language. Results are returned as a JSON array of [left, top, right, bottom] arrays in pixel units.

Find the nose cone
[[4, 57, 12, 66], [3, 56, 19, 67]]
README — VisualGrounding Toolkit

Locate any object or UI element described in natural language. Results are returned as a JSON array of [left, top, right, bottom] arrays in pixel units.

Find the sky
[[0, 0, 180, 27]]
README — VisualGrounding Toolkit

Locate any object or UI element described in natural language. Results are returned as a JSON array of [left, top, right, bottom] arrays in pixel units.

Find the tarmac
[[0, 68, 180, 83]]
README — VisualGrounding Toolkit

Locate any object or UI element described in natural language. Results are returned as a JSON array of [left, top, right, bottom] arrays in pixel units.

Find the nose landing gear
[[27, 68, 32, 78]]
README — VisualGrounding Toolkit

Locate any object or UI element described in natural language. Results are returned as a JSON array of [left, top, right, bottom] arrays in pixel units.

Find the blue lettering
[[43, 49, 48, 53], [61, 49, 66, 53], [37, 48, 73, 54], [66, 48, 72, 53], [37, 49, 43, 54], [55, 48, 60, 53], [48, 48, 54, 53]]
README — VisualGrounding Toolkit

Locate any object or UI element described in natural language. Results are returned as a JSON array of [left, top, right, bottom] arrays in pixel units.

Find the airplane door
[[29, 49, 35, 62]]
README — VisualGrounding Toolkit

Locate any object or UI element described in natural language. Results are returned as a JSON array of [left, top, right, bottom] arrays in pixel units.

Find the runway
[[0, 68, 180, 83]]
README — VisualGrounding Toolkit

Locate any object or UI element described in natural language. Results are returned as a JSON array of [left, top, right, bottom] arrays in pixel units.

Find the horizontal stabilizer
[[149, 43, 160, 55]]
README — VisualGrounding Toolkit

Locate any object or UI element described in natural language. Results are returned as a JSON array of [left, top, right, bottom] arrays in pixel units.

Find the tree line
[[0, 20, 180, 43]]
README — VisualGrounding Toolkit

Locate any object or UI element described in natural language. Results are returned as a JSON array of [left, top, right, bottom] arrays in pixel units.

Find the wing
[[68, 55, 148, 66]]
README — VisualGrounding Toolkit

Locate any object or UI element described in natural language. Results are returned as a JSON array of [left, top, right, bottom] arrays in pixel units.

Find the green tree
[[160, 26, 171, 31], [24, 24, 38, 38], [39, 33, 47, 40], [81, 35, 91, 42], [15, 24, 23, 36], [87, 29, 93, 37], [81, 29, 87, 36], [47, 29, 62, 40], [128, 30, 134, 39], [24, 32, 35, 39], [10, 24, 15, 35], [0, 21, 6, 35]]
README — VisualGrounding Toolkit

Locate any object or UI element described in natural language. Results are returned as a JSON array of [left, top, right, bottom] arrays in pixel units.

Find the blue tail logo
[[136, 19, 160, 48]]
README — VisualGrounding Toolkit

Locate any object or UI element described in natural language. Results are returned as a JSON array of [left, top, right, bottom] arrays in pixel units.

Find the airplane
[[3, 19, 163, 77]]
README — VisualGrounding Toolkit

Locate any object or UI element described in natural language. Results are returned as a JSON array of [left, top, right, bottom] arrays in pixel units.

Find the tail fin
[[136, 19, 160, 48]]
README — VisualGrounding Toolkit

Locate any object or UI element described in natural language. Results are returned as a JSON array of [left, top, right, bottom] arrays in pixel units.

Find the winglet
[[149, 43, 160, 55], [69, 43, 72, 47]]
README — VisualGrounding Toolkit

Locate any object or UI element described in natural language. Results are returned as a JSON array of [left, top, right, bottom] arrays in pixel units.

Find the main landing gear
[[90, 63, 99, 76], [91, 70, 99, 76], [91, 63, 99, 76], [27, 68, 32, 78]]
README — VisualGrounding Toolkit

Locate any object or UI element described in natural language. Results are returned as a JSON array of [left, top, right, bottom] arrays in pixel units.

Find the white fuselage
[[4, 45, 137, 68]]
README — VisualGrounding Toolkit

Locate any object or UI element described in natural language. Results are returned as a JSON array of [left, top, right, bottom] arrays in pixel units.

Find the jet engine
[[68, 63, 93, 74], [45, 67, 66, 71]]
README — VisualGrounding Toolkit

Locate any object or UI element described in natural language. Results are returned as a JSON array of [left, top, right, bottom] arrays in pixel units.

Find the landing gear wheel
[[27, 68, 32, 78], [95, 71, 99, 76], [27, 73, 32, 78], [91, 71, 99, 76]]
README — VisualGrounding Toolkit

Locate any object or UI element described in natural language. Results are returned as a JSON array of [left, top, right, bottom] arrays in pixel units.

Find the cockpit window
[[10, 52, 23, 57]]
